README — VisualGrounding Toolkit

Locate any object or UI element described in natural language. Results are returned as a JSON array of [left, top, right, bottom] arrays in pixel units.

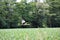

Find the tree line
[[0, 0, 60, 28]]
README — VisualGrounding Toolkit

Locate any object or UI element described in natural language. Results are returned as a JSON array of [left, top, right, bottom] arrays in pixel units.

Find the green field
[[0, 28, 60, 40]]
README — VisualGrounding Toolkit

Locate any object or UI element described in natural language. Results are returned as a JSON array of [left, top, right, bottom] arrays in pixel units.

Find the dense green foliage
[[46, 0, 60, 27], [0, 0, 60, 28]]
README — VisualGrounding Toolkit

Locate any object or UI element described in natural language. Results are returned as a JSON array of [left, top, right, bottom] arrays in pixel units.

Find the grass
[[0, 28, 60, 40]]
